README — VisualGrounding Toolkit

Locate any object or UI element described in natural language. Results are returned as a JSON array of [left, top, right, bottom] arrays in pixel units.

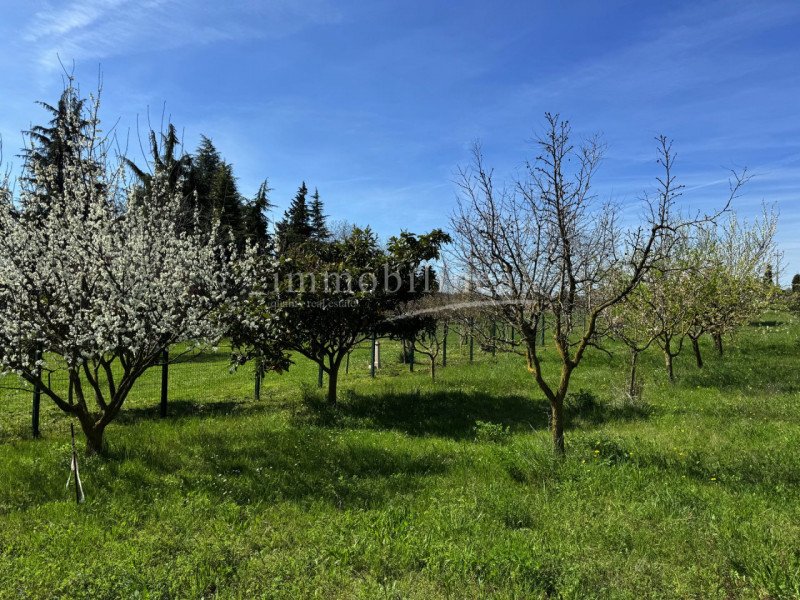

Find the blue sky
[[1, 0, 798, 281]]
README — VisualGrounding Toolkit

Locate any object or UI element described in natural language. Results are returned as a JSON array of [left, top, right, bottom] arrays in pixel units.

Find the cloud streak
[[22, 0, 340, 71]]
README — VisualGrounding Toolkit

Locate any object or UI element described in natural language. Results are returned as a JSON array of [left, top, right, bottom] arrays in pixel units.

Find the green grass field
[[1, 315, 799, 599]]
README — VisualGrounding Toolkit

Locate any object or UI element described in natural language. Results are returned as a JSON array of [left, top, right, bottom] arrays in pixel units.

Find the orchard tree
[[608, 284, 665, 399], [0, 87, 240, 454], [450, 114, 739, 455], [273, 226, 384, 404], [697, 209, 777, 356], [235, 226, 448, 404], [403, 294, 456, 381]]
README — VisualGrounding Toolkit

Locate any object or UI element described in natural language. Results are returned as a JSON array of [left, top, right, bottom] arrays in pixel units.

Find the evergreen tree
[[242, 180, 273, 250], [187, 136, 223, 231], [209, 161, 245, 247], [792, 273, 800, 293], [309, 188, 330, 241], [276, 182, 313, 250], [763, 264, 774, 286], [21, 79, 99, 219], [124, 124, 191, 199]]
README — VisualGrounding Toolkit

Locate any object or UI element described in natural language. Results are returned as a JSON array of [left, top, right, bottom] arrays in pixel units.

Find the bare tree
[[450, 113, 736, 455]]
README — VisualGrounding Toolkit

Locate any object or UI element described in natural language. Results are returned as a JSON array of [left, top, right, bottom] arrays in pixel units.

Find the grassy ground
[[1, 315, 799, 599]]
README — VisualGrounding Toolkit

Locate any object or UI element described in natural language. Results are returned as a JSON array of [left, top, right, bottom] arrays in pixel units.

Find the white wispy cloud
[[21, 0, 340, 71]]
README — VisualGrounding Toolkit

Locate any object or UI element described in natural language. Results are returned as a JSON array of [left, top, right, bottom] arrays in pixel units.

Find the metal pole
[[370, 333, 377, 378], [442, 322, 448, 368], [32, 343, 42, 438], [160, 348, 169, 418], [469, 319, 474, 363]]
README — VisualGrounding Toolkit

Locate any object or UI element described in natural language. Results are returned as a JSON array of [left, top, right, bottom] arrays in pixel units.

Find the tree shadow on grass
[[116, 398, 274, 424], [99, 424, 451, 511], [169, 351, 233, 365], [679, 359, 800, 394], [747, 320, 785, 328], [302, 389, 652, 440]]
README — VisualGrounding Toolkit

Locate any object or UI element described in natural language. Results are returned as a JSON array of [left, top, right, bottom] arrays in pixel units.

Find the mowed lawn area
[[1, 315, 799, 599]]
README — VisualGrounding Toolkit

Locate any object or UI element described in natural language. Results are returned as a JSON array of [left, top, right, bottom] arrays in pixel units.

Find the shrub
[[474, 420, 511, 444]]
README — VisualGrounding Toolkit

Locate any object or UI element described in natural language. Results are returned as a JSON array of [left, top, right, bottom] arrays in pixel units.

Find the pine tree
[[187, 136, 223, 231], [210, 162, 244, 248], [276, 182, 313, 250], [310, 188, 331, 241], [21, 79, 98, 218], [763, 264, 774, 286], [792, 273, 800, 293], [242, 180, 273, 250]]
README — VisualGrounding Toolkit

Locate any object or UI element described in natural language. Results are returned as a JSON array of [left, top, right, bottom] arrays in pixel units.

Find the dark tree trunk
[[551, 395, 565, 456], [77, 415, 105, 456], [713, 333, 724, 356], [327, 364, 339, 406], [691, 336, 703, 368], [430, 358, 436, 381]]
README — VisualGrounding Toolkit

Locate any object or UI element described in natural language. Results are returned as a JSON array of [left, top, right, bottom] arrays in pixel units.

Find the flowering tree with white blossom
[[0, 85, 239, 454]]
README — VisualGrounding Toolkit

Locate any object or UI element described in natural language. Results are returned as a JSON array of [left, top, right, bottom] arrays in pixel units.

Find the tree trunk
[[691, 336, 703, 368], [629, 349, 639, 398], [664, 351, 674, 382], [430, 358, 436, 381], [713, 333, 723, 356], [327, 364, 339, 406], [551, 395, 565, 456], [77, 416, 105, 456]]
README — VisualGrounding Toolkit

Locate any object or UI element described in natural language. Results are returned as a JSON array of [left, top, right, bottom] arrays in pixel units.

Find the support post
[[32, 344, 42, 438], [442, 322, 448, 368], [370, 333, 377, 378], [469, 319, 474, 363], [160, 348, 169, 418], [254, 359, 262, 401]]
